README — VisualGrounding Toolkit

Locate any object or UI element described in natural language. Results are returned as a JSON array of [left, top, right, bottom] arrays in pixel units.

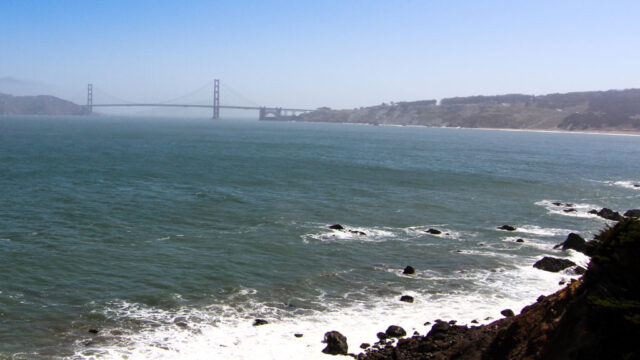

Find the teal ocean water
[[0, 116, 638, 359]]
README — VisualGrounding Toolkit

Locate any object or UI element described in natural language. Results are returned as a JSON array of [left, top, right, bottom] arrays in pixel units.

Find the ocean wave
[[513, 225, 575, 237], [71, 261, 580, 360], [600, 180, 640, 190], [535, 200, 601, 219], [301, 225, 397, 243]]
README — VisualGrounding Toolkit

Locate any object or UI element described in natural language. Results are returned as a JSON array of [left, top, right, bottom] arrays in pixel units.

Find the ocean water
[[0, 116, 638, 359]]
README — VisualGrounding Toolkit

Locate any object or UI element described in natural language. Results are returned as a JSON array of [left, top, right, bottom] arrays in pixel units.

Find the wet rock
[[624, 209, 640, 218], [88, 329, 99, 334], [110, 329, 123, 336], [402, 266, 415, 275], [565, 203, 575, 207], [516, 238, 524, 243], [253, 319, 268, 326], [498, 225, 516, 231], [322, 331, 348, 355], [376, 332, 388, 341], [533, 256, 576, 272], [635, 184, 640, 188], [501, 309, 515, 317], [360, 343, 370, 349], [400, 295, 414, 303], [349, 230, 367, 236], [552, 202, 563, 206], [554, 233, 587, 254], [427, 320, 450, 340], [385, 325, 406, 338], [572, 266, 586, 275], [426, 228, 442, 235], [537, 295, 546, 302], [329, 224, 344, 230], [175, 321, 188, 328], [471, 319, 479, 324], [448, 320, 457, 325], [423, 321, 431, 326], [413, 331, 420, 336], [597, 208, 624, 221], [564, 208, 577, 213], [588, 209, 598, 214], [294, 333, 303, 338]]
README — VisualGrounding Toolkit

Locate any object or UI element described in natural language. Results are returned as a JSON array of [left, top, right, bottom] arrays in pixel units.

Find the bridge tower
[[213, 79, 220, 119], [87, 84, 93, 114]]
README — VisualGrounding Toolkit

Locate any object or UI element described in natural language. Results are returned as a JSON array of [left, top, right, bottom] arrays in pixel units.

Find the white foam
[[402, 226, 464, 240], [72, 261, 579, 360], [513, 225, 575, 237], [301, 225, 397, 243], [535, 200, 601, 219], [601, 180, 640, 190]]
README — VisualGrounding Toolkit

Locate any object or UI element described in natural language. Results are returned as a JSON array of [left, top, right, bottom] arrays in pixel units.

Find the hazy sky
[[2, 0, 639, 110]]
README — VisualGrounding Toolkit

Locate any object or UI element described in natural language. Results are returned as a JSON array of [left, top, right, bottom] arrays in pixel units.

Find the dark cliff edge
[[289, 89, 640, 133], [0, 93, 88, 115], [357, 218, 640, 360]]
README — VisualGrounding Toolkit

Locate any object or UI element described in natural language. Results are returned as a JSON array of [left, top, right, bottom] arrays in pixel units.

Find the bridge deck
[[91, 104, 312, 112]]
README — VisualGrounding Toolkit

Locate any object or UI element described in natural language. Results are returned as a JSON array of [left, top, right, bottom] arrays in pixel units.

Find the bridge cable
[[220, 81, 261, 107], [157, 80, 215, 105]]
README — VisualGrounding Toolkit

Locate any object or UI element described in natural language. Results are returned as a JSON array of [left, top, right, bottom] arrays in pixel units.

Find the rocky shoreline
[[320, 209, 640, 359]]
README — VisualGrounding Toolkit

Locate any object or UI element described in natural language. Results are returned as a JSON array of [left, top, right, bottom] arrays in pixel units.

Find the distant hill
[[0, 93, 88, 115], [290, 89, 640, 133]]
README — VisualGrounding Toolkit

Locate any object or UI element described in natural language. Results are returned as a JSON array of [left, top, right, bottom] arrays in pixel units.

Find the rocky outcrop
[[498, 225, 517, 231], [322, 331, 348, 355], [358, 219, 640, 360], [625, 209, 640, 218], [597, 208, 624, 221], [533, 256, 576, 272], [554, 233, 587, 254]]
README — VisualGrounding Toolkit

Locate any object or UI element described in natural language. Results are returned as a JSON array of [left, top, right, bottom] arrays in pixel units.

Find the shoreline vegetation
[[320, 210, 640, 360], [273, 88, 640, 135]]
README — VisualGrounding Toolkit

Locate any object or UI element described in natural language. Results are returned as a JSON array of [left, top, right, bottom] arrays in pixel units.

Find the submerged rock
[[322, 331, 348, 355], [329, 224, 344, 230], [426, 228, 442, 235], [400, 295, 414, 303], [533, 257, 576, 272], [498, 225, 516, 231], [402, 266, 415, 275], [253, 319, 268, 326], [516, 238, 524, 243]]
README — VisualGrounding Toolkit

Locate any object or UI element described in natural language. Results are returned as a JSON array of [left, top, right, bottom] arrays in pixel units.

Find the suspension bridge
[[85, 79, 313, 120]]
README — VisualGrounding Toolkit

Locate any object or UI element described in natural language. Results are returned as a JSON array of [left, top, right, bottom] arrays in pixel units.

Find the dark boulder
[[88, 329, 99, 334], [360, 343, 370, 349], [572, 266, 587, 275], [349, 230, 367, 236], [385, 325, 406, 338], [322, 331, 348, 355], [426, 228, 442, 235], [552, 202, 563, 206], [597, 208, 624, 221], [498, 225, 516, 231], [400, 295, 414, 303], [253, 319, 268, 326], [501, 309, 515, 317], [516, 238, 524, 243], [427, 320, 450, 340], [533, 257, 576, 272], [329, 224, 344, 230], [294, 333, 303, 338], [376, 332, 388, 341], [554, 233, 587, 254], [624, 209, 640, 218], [564, 208, 577, 213], [402, 266, 415, 275], [588, 209, 599, 214]]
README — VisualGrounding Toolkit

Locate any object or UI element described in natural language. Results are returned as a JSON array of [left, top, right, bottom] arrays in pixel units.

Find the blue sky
[[1, 0, 639, 110]]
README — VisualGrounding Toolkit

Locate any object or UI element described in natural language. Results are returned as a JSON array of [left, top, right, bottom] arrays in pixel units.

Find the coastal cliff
[[292, 89, 640, 133], [0, 93, 88, 115], [357, 218, 640, 360]]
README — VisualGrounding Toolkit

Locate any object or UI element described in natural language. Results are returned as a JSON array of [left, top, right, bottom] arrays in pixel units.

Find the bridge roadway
[[91, 103, 313, 112]]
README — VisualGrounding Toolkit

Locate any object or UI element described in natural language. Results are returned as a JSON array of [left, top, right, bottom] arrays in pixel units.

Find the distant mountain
[[0, 93, 88, 115], [289, 89, 640, 133]]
